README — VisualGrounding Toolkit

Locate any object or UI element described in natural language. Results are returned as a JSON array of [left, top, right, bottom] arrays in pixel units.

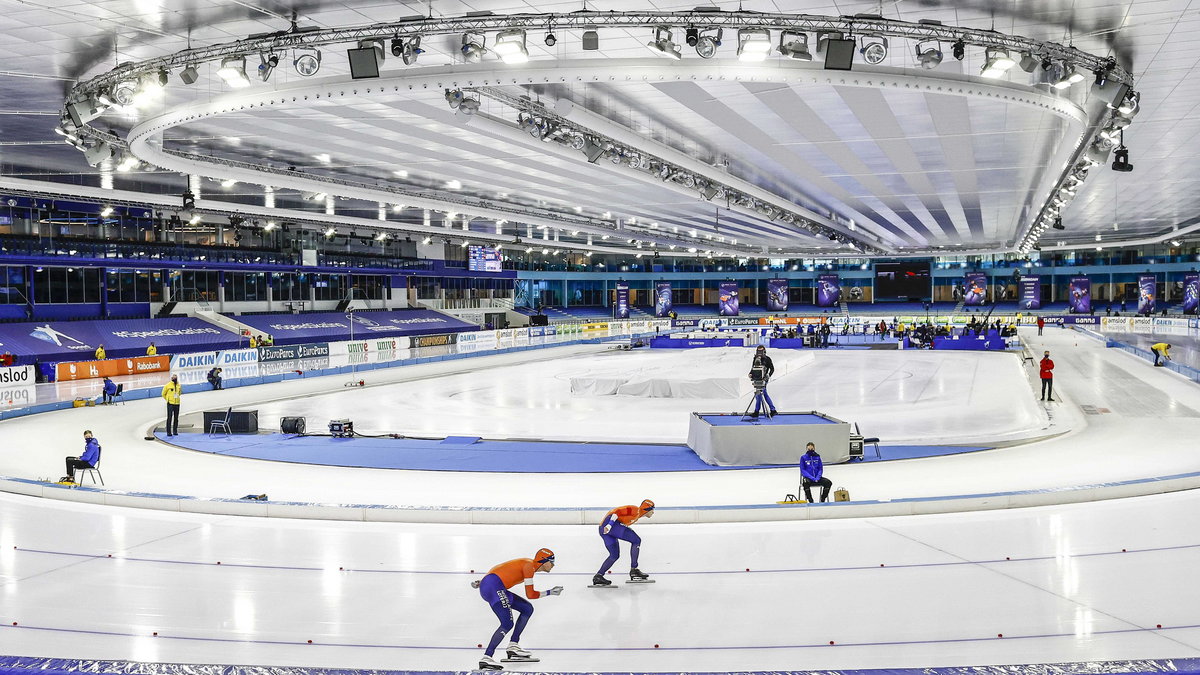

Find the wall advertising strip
[[1184, 273, 1199, 315], [1138, 274, 1157, 315], [411, 334, 457, 348], [170, 352, 218, 370], [719, 281, 739, 316], [615, 282, 630, 320], [56, 355, 170, 382], [766, 278, 788, 312], [655, 282, 672, 318], [257, 343, 331, 363], [0, 365, 35, 386], [1068, 276, 1091, 314], [582, 322, 610, 332], [216, 348, 261, 366], [457, 331, 499, 349], [963, 272, 987, 306], [816, 274, 841, 307], [1019, 276, 1041, 310]]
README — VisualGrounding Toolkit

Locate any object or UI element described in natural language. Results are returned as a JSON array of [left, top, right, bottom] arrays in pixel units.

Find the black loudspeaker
[[281, 416, 306, 434], [530, 315, 549, 326]]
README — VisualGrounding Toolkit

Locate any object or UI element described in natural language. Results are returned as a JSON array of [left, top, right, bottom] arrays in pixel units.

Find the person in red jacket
[[1036, 316, 1045, 336], [1040, 350, 1055, 401]]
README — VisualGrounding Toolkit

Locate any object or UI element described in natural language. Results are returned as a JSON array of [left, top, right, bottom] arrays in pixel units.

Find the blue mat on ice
[[158, 432, 992, 472]]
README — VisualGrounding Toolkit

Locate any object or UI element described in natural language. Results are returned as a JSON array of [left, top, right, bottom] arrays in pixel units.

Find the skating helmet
[[640, 499, 655, 513], [534, 548, 555, 565]]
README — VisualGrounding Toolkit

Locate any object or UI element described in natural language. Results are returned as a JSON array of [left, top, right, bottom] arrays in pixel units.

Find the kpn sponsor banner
[[1183, 273, 1199, 315], [719, 281, 739, 316], [766, 279, 788, 312], [963, 273, 987, 306], [615, 282, 630, 319], [655, 282, 672, 318], [1068, 277, 1091, 314], [1019, 276, 1041, 310], [816, 275, 840, 308], [1138, 275, 1157, 315]]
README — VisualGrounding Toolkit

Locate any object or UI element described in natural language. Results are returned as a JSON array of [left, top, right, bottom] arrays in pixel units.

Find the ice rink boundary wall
[[0, 655, 1196, 675]]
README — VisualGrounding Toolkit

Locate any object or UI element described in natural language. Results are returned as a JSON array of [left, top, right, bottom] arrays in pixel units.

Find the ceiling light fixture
[[258, 52, 280, 81], [951, 38, 966, 61], [461, 33, 487, 63], [915, 41, 943, 69], [778, 31, 812, 60], [647, 26, 682, 60], [1052, 63, 1085, 89], [348, 40, 384, 79], [695, 28, 723, 58], [1018, 52, 1039, 73], [401, 36, 423, 65], [217, 57, 251, 88], [737, 29, 772, 62], [980, 47, 1016, 78], [493, 30, 529, 64], [179, 64, 199, 84], [858, 36, 888, 65], [294, 49, 321, 76]]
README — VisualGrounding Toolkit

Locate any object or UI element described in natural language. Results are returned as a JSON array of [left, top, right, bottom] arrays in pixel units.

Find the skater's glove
[[544, 586, 564, 596], [471, 579, 481, 589]]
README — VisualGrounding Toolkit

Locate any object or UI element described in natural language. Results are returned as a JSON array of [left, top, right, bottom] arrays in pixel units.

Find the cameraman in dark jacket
[[749, 345, 777, 419]]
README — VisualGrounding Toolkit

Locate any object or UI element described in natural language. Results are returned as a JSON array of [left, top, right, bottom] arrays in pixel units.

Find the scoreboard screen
[[468, 246, 502, 272]]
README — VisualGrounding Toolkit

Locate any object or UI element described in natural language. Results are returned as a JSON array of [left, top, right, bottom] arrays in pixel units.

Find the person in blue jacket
[[800, 442, 832, 503], [62, 430, 101, 484], [101, 377, 118, 404]]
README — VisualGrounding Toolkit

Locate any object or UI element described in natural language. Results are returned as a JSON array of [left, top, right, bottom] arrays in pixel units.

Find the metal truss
[[65, 10, 1131, 100]]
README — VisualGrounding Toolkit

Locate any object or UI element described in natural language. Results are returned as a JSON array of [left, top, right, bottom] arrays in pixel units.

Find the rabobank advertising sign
[[170, 352, 218, 370]]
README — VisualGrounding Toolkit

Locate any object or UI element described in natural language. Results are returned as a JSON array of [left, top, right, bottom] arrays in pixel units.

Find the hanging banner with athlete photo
[[1183, 274, 1199, 315], [1019, 276, 1041, 310], [815, 275, 840, 307], [963, 272, 987, 306], [1068, 276, 1091, 314], [718, 281, 739, 316], [766, 278, 789, 312], [1138, 274, 1157, 315], [615, 282, 630, 319], [654, 282, 672, 318]]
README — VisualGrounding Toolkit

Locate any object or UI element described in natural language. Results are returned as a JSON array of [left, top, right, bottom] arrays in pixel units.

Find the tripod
[[740, 380, 772, 421]]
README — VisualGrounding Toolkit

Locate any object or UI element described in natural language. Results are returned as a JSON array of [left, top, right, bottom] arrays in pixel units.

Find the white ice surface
[[0, 490, 1197, 671]]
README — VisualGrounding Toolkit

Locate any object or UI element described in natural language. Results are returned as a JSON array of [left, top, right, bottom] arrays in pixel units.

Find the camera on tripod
[[748, 364, 769, 390]]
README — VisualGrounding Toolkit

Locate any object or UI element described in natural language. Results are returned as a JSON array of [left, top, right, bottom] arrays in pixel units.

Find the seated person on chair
[[62, 430, 100, 484], [207, 367, 223, 390], [101, 377, 117, 404], [800, 442, 832, 503]]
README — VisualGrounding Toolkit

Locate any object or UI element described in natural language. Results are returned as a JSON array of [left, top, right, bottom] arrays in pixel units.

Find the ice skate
[[478, 654, 503, 670], [627, 568, 655, 583], [501, 643, 539, 663], [588, 574, 615, 588]]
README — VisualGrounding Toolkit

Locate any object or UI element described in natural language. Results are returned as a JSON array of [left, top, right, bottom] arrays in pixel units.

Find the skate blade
[[501, 657, 540, 663], [625, 579, 656, 584], [587, 584, 619, 588]]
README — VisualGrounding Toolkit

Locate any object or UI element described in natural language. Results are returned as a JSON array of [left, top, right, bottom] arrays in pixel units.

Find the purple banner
[[235, 310, 478, 345], [1019, 276, 1041, 310], [816, 275, 841, 308], [963, 272, 987, 306], [0, 317, 241, 362], [655, 282, 672, 318], [615, 282, 630, 319], [719, 281, 739, 316], [1068, 277, 1091, 314], [1184, 274, 1199, 315], [766, 279, 789, 312], [1138, 275, 1157, 315]]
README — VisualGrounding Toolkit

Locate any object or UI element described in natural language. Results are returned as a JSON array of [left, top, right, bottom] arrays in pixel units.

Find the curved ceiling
[[0, 0, 1184, 258]]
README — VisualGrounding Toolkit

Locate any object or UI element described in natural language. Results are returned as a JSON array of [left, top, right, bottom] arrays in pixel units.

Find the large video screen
[[874, 261, 931, 299], [467, 246, 502, 272]]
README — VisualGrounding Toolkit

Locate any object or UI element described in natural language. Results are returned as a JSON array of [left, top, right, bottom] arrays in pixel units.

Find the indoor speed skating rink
[[1, 326, 1199, 671]]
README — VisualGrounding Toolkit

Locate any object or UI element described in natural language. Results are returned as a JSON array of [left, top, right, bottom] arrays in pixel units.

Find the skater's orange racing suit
[[488, 558, 544, 599], [602, 505, 646, 530]]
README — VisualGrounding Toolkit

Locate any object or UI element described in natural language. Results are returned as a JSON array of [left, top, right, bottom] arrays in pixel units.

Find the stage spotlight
[[111, 80, 139, 106], [348, 40, 384, 79], [582, 30, 599, 50], [686, 27, 699, 47], [695, 28, 722, 58], [391, 37, 403, 57], [778, 31, 812, 60], [1052, 217, 1065, 230], [858, 36, 888, 65], [647, 26, 682, 60], [294, 49, 321, 76], [445, 89, 464, 109], [581, 137, 606, 163], [83, 142, 112, 167], [67, 97, 105, 127], [544, 32, 556, 46], [493, 30, 529, 64], [179, 64, 199, 84], [1117, 91, 1140, 117], [461, 33, 487, 62], [1018, 52, 1039, 73], [1112, 146, 1133, 172], [737, 29, 771, 61], [915, 42, 942, 69], [952, 38, 965, 61], [1052, 63, 1085, 89], [458, 97, 480, 116], [258, 52, 279, 81], [217, 57, 251, 88], [402, 36, 423, 65], [980, 47, 1015, 78]]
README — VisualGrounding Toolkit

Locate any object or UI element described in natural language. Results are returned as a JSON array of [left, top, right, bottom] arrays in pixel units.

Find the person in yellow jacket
[[162, 374, 182, 437], [1151, 343, 1172, 367], [249, 335, 257, 348], [94, 344, 106, 360], [146, 342, 157, 356]]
